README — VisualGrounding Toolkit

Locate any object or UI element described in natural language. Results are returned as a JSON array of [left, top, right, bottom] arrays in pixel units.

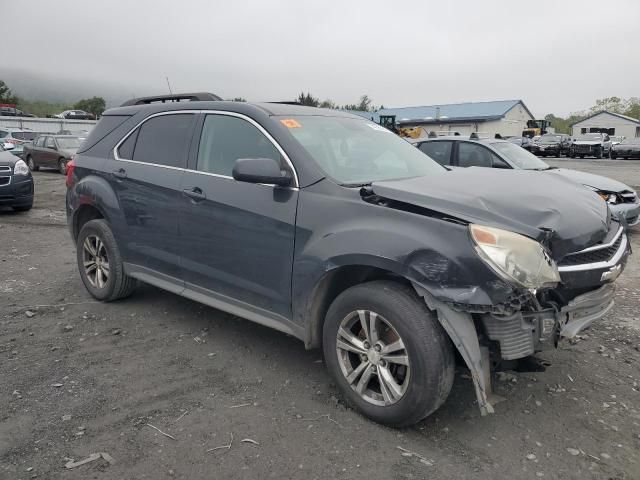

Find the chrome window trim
[[112, 109, 300, 188], [563, 226, 623, 256], [558, 232, 628, 272]]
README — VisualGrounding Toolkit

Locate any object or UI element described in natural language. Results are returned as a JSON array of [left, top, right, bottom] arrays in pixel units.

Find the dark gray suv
[[66, 93, 630, 426]]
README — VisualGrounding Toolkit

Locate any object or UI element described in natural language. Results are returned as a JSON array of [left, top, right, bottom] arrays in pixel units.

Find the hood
[[549, 168, 633, 193], [371, 168, 609, 259], [613, 143, 640, 150], [0, 150, 19, 167], [573, 140, 603, 145]]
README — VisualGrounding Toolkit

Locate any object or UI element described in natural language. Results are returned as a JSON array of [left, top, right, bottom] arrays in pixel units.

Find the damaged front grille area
[[558, 225, 626, 270], [559, 231, 623, 266]]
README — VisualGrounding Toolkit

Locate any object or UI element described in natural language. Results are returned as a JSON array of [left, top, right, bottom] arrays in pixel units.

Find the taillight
[[66, 156, 76, 188]]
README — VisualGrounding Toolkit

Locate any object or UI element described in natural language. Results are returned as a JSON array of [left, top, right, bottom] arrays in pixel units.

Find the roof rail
[[120, 92, 222, 107], [470, 132, 479, 139]]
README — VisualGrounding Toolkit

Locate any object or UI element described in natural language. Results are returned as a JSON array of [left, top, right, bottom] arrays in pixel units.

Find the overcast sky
[[4, 0, 639, 116]]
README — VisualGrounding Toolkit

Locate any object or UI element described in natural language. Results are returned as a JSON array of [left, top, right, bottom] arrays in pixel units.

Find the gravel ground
[[1, 169, 640, 480]]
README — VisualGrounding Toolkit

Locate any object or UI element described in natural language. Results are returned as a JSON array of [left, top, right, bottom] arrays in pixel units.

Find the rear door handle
[[182, 187, 206, 201], [112, 168, 127, 179]]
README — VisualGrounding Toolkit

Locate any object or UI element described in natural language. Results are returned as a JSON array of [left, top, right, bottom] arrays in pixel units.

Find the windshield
[[491, 142, 550, 170], [576, 134, 602, 141], [621, 138, 640, 145], [283, 116, 445, 184], [539, 135, 561, 144], [56, 137, 81, 149]]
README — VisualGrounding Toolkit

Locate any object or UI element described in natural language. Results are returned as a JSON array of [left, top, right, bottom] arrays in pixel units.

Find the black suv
[[0, 144, 34, 211], [66, 94, 630, 426]]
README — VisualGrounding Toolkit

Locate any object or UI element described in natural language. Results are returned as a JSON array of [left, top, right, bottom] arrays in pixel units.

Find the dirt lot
[[1, 168, 640, 480]]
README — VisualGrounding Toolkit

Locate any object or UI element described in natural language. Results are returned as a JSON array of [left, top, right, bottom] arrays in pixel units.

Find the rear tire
[[76, 219, 137, 301], [26, 155, 39, 171], [323, 280, 454, 427]]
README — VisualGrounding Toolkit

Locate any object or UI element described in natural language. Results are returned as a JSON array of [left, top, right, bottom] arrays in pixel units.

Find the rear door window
[[458, 142, 501, 168], [418, 141, 453, 165], [130, 114, 195, 168], [35, 137, 45, 147]]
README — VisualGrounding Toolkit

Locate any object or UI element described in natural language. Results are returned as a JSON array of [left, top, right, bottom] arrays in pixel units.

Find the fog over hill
[[2, 68, 172, 107]]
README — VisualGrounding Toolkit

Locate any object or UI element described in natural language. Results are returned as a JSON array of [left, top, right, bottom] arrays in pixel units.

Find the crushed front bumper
[[481, 283, 616, 360], [558, 283, 615, 338], [610, 201, 640, 226]]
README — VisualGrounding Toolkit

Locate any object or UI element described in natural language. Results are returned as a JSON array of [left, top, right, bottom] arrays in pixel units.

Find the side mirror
[[232, 157, 292, 186]]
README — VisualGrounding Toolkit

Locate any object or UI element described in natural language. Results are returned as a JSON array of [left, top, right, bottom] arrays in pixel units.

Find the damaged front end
[[415, 222, 629, 416]]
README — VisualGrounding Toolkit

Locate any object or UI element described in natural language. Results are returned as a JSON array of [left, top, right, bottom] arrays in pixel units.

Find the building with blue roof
[[373, 99, 535, 138]]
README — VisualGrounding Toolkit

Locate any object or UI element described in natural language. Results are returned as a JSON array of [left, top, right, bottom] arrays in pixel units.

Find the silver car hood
[[549, 168, 634, 193]]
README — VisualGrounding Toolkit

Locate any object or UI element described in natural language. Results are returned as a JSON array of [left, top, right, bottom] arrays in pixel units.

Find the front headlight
[[470, 224, 560, 289], [13, 159, 29, 176], [597, 192, 619, 204]]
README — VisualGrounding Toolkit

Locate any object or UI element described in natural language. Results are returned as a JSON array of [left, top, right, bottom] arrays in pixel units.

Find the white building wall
[[0, 117, 97, 133], [500, 103, 535, 137], [571, 112, 640, 138]]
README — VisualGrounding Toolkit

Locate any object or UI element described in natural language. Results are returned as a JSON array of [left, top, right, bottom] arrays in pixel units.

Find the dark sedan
[[611, 137, 640, 160], [24, 135, 81, 174], [529, 134, 571, 157]]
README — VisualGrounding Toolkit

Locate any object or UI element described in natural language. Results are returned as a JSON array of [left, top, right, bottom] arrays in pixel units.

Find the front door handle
[[112, 168, 127, 179], [182, 187, 206, 201]]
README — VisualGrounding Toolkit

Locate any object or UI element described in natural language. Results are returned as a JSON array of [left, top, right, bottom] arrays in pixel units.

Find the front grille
[[559, 227, 623, 267], [0, 166, 11, 173], [574, 145, 594, 153]]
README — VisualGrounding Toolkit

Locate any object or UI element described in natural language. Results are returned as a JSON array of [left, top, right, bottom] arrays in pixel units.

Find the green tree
[[624, 97, 640, 119], [590, 96, 627, 114], [0, 80, 18, 104], [74, 96, 106, 117], [296, 92, 319, 107], [319, 99, 336, 109], [357, 95, 372, 112]]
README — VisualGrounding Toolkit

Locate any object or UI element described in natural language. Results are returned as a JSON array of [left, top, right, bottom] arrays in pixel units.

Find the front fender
[[292, 215, 516, 333]]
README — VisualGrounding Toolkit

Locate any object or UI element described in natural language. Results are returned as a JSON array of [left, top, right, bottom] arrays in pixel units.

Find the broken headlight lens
[[470, 224, 561, 289]]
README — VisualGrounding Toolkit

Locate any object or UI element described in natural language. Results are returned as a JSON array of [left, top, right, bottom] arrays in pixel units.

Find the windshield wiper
[[341, 182, 373, 188]]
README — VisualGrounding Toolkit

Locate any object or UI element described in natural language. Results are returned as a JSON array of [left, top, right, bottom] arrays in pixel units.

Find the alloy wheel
[[82, 235, 110, 288], [335, 310, 411, 406]]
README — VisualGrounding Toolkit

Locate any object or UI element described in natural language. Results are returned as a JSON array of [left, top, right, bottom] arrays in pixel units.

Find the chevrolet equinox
[[66, 93, 630, 426]]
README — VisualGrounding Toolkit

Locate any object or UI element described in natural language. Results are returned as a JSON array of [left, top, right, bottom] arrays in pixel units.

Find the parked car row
[[508, 132, 639, 160], [63, 94, 632, 427]]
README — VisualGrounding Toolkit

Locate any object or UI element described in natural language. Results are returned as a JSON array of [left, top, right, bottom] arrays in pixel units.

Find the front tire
[[323, 281, 454, 427], [76, 219, 137, 301], [26, 155, 39, 171]]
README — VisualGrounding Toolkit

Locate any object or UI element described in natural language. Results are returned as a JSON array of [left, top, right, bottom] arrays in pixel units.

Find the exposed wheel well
[[305, 265, 411, 349], [73, 205, 104, 241]]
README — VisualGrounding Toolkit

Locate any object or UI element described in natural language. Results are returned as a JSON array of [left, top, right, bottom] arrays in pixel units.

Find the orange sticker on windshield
[[280, 118, 302, 128]]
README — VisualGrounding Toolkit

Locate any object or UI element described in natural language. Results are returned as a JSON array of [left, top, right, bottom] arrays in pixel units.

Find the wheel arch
[[303, 262, 412, 349]]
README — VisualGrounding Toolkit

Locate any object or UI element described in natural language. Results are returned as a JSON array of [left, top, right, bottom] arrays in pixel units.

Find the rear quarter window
[[77, 115, 131, 153]]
